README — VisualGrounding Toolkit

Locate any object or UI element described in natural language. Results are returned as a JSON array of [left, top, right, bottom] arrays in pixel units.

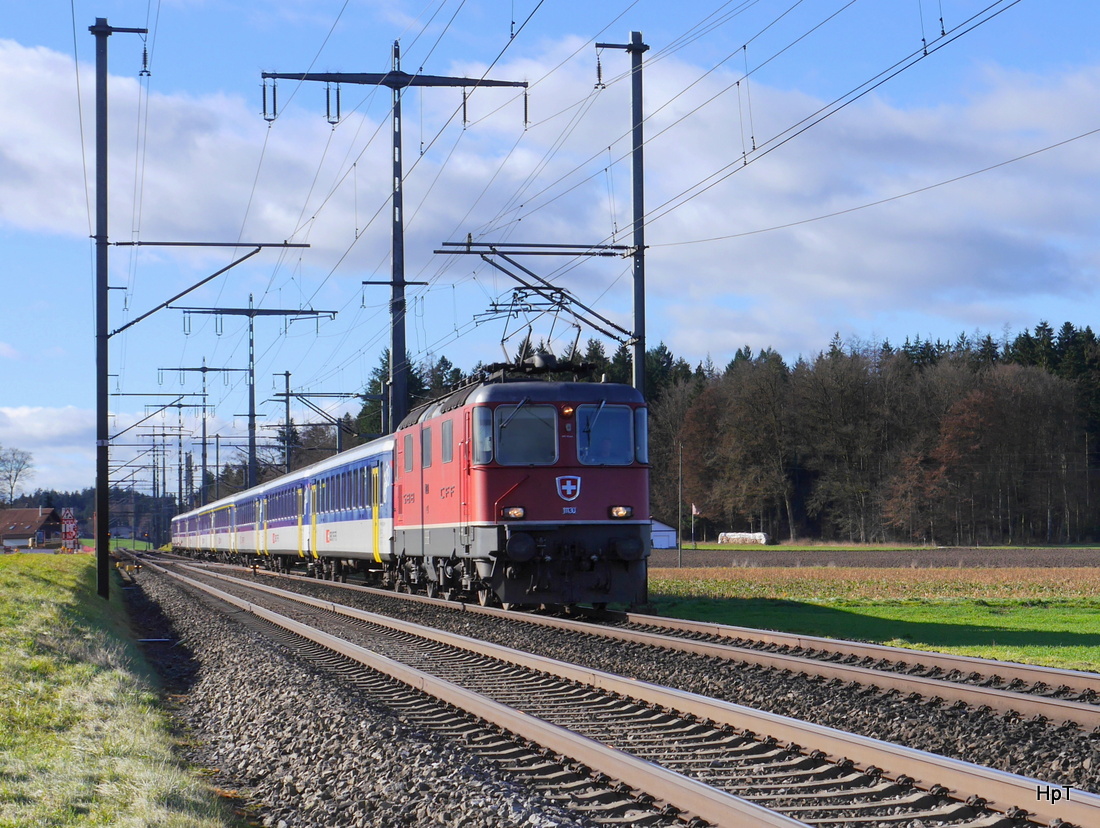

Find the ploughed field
[[649, 545, 1100, 568]]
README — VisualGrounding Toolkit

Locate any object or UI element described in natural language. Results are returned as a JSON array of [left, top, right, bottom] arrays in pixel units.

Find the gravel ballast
[[127, 570, 598, 828], [245, 571, 1100, 797]]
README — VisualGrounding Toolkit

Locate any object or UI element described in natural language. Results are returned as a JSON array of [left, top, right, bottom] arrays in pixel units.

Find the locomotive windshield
[[493, 403, 558, 465], [577, 404, 635, 465]]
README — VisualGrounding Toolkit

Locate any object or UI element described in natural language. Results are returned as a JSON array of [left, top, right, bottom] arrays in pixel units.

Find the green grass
[[649, 570, 1100, 673], [76, 539, 156, 553], [0, 553, 238, 827]]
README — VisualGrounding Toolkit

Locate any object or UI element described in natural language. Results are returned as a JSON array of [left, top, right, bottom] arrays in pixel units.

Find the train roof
[[397, 379, 645, 429], [172, 432, 394, 522]]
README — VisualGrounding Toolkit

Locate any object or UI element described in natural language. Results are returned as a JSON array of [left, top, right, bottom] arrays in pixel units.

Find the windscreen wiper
[[583, 399, 607, 435], [500, 397, 530, 430]]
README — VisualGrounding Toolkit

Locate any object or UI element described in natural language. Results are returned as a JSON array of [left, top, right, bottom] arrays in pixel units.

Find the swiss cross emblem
[[556, 476, 581, 502]]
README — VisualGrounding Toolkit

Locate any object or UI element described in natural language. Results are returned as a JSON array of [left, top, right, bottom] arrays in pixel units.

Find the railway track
[[194, 557, 1100, 732], [148, 559, 1100, 827], [607, 612, 1100, 720]]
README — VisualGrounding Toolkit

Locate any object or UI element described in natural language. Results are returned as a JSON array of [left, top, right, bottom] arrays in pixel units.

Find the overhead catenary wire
[[653, 123, 1100, 246], [640, 0, 1024, 234], [345, 0, 998, 358], [212, 2, 449, 403], [443, 0, 1024, 353], [255, 0, 661, 390], [144, 0, 1020, 453], [481, 0, 860, 240], [271, 0, 551, 388]]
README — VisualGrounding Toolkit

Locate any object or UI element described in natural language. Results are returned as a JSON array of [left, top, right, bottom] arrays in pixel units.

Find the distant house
[[650, 520, 678, 549], [0, 508, 63, 549]]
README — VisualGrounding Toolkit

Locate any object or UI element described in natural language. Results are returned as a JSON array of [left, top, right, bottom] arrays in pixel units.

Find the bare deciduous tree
[[0, 447, 35, 506]]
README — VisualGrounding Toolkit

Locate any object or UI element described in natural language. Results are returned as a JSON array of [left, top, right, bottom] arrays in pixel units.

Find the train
[[170, 376, 652, 608]]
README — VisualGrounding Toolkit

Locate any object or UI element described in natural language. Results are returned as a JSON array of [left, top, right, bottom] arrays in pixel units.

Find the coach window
[[577, 404, 634, 465], [495, 403, 558, 465], [441, 418, 453, 463], [422, 426, 433, 468], [472, 407, 493, 464]]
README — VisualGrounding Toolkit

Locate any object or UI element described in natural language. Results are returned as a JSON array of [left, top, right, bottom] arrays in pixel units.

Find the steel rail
[[613, 610, 1100, 696], [178, 564, 1100, 828], [196, 561, 1100, 728], [155, 563, 804, 827], [503, 616, 1100, 730]]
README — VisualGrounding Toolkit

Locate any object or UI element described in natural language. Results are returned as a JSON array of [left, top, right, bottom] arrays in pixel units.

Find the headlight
[[502, 506, 526, 520], [609, 506, 633, 519]]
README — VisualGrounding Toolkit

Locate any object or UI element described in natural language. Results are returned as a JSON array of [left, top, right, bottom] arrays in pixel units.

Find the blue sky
[[4, 0, 1100, 493]]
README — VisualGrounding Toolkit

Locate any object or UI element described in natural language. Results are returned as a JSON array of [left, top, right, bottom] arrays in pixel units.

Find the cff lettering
[[1036, 784, 1073, 802]]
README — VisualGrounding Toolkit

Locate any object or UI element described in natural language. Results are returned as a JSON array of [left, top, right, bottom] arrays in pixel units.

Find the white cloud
[[10, 36, 1098, 357], [0, 406, 95, 494], [7, 30, 1100, 492]]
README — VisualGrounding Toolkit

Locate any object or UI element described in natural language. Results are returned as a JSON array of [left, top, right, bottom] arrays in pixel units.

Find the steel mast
[[262, 43, 527, 429]]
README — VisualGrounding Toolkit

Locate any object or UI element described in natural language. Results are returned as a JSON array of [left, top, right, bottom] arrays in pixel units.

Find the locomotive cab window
[[472, 407, 493, 465], [577, 403, 635, 465], [494, 403, 557, 465]]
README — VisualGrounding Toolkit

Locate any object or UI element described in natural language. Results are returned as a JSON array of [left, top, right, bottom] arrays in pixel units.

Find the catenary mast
[[262, 43, 527, 429]]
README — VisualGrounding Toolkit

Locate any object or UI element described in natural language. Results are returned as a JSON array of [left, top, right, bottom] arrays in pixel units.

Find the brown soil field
[[646, 566, 1100, 601], [648, 546, 1100, 569]]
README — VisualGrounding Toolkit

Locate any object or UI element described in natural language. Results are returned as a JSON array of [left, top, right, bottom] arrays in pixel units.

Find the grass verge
[[649, 566, 1100, 673], [0, 553, 236, 828]]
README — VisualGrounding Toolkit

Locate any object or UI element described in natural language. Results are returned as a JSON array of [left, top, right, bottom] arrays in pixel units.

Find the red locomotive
[[172, 376, 651, 608]]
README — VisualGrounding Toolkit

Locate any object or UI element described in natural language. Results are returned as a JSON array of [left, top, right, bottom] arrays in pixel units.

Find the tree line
[[654, 322, 1100, 545], [19, 320, 1099, 546], [8, 485, 176, 545], [202, 321, 1100, 544]]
